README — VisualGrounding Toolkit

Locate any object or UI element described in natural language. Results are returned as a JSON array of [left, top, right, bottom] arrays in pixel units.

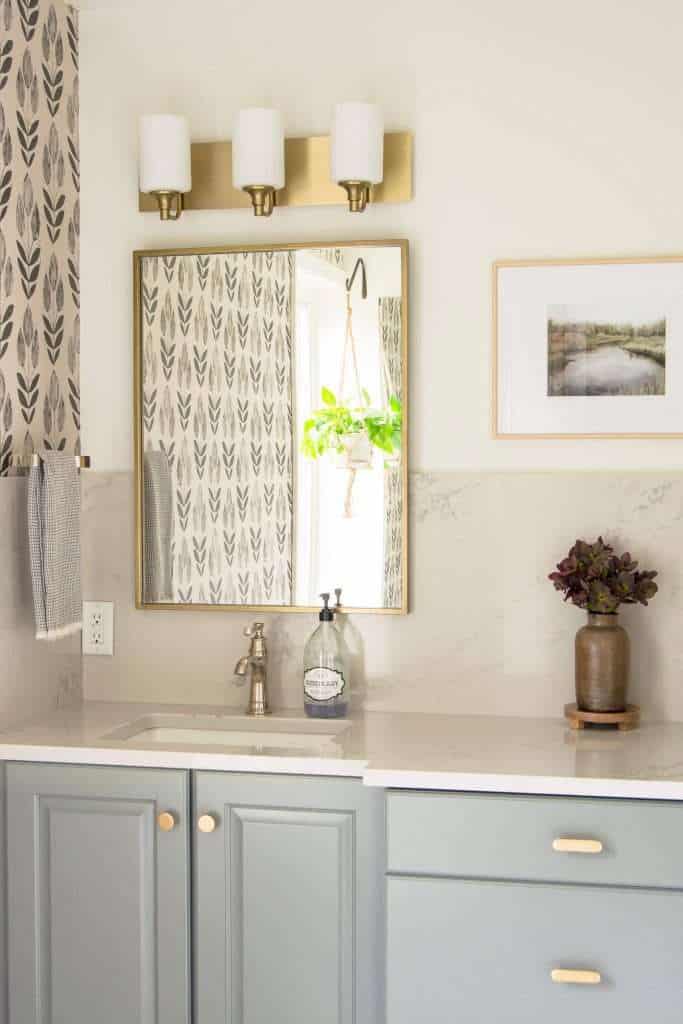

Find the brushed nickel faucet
[[234, 622, 270, 716]]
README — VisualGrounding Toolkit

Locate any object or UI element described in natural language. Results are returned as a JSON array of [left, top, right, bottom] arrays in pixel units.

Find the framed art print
[[492, 256, 683, 438]]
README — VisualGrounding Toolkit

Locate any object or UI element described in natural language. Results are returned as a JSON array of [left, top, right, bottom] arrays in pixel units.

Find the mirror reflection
[[135, 242, 407, 611]]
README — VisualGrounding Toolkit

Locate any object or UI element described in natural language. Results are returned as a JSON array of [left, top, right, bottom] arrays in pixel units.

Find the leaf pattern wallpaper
[[0, 0, 79, 475], [379, 296, 403, 608], [141, 251, 295, 605]]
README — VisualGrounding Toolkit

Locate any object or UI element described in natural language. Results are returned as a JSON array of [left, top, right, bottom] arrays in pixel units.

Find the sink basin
[[103, 714, 351, 755]]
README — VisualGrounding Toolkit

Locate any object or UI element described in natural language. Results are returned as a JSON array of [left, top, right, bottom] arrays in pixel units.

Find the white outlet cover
[[82, 601, 114, 656]]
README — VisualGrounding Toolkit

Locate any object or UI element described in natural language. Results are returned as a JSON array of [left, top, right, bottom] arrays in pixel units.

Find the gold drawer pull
[[157, 811, 176, 832], [551, 969, 601, 986], [552, 837, 603, 854], [198, 814, 217, 833]]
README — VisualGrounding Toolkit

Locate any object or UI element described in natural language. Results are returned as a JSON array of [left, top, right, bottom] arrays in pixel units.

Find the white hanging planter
[[336, 431, 373, 470]]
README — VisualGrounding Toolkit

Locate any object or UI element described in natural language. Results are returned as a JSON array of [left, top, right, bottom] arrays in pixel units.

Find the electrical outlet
[[82, 601, 114, 656]]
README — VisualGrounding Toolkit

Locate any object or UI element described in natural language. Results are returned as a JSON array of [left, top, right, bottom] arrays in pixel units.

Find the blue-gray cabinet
[[193, 771, 384, 1024], [3, 763, 383, 1024], [6, 762, 191, 1024], [10, 762, 683, 1024], [386, 790, 683, 1024]]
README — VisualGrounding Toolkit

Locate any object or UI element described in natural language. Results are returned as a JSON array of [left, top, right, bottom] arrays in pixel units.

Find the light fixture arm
[[243, 185, 276, 217], [339, 180, 370, 213], [152, 190, 184, 221]]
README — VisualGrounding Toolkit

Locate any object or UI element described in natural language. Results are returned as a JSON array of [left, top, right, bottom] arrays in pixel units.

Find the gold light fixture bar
[[139, 132, 412, 213]]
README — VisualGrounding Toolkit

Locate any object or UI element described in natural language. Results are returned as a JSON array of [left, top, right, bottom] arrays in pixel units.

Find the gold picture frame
[[492, 255, 683, 439], [133, 238, 409, 614]]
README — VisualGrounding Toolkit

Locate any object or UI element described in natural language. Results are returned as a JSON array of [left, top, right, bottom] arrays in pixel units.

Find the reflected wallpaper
[[141, 251, 294, 605]]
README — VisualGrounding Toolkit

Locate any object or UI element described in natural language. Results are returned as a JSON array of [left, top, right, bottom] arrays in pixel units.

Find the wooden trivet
[[564, 703, 640, 732]]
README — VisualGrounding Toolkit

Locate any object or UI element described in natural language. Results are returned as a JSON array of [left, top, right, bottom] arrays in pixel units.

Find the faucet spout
[[234, 655, 250, 677]]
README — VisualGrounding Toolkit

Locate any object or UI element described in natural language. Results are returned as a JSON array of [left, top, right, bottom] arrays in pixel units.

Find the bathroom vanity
[[1, 705, 683, 1024]]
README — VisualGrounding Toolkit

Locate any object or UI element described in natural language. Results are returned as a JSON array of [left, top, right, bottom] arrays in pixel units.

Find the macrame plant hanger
[[339, 258, 368, 517], [339, 258, 367, 406]]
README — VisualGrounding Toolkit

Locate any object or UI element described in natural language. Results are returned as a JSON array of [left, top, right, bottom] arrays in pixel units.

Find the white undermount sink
[[103, 713, 351, 754]]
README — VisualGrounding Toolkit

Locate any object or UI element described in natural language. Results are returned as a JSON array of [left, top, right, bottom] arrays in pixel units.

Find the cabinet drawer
[[387, 791, 683, 888], [387, 876, 683, 1024]]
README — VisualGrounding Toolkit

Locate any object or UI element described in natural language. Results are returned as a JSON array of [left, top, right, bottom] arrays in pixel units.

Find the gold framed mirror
[[133, 239, 408, 613]]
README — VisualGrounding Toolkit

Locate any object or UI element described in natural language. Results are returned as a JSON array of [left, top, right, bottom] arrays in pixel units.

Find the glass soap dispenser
[[303, 593, 349, 718]]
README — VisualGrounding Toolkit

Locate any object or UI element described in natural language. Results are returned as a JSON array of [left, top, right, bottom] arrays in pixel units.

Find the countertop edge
[[362, 769, 683, 800], [1, 743, 683, 799], [0, 744, 369, 778]]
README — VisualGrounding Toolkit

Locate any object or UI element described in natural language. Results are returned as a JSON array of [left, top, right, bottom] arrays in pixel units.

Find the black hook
[[345, 258, 367, 300]]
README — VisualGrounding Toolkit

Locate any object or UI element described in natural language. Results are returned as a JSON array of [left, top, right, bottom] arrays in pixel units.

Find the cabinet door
[[194, 772, 384, 1024], [387, 875, 683, 1024], [6, 761, 190, 1024]]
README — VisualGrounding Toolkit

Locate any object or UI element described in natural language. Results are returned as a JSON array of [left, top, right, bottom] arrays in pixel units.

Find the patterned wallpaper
[[379, 296, 403, 608], [141, 251, 294, 605], [0, 0, 80, 476]]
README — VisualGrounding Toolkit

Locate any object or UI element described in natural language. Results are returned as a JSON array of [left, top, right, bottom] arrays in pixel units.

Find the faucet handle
[[244, 622, 265, 639], [243, 622, 267, 659]]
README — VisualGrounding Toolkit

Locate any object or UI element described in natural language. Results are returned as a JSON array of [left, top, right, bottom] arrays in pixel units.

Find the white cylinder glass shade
[[331, 102, 384, 184], [232, 108, 285, 189], [139, 115, 191, 193]]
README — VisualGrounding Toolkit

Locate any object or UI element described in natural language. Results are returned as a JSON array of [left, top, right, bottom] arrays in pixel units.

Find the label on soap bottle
[[304, 667, 346, 702]]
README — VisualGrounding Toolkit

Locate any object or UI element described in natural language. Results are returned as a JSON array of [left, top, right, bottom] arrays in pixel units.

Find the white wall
[[80, 0, 683, 474], [77, 0, 683, 720]]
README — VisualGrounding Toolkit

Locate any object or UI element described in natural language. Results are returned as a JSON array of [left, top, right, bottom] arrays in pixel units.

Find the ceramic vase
[[575, 612, 630, 712]]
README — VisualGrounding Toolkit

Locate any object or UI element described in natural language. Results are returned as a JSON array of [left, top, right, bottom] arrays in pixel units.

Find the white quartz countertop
[[1, 702, 683, 799]]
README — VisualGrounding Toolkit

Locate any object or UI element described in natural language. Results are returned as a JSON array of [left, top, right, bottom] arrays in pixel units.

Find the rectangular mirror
[[133, 240, 408, 612]]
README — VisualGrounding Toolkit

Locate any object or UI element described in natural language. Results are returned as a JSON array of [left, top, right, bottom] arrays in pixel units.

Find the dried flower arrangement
[[549, 537, 658, 614]]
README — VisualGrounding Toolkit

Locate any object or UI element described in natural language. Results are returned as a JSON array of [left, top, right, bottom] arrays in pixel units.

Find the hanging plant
[[301, 387, 402, 466]]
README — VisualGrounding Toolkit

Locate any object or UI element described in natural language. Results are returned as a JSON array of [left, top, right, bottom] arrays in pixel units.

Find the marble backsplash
[[80, 470, 683, 721], [0, 480, 82, 730]]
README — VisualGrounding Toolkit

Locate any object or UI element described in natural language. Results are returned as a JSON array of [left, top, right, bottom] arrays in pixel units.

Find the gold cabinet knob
[[157, 811, 176, 832], [198, 814, 217, 833], [552, 837, 603, 854], [551, 969, 601, 985]]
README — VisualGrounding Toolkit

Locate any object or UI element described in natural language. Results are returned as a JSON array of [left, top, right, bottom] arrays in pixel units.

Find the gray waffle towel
[[143, 450, 174, 602], [27, 453, 82, 641]]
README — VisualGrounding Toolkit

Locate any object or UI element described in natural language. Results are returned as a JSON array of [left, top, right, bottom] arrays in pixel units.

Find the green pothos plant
[[301, 387, 402, 461]]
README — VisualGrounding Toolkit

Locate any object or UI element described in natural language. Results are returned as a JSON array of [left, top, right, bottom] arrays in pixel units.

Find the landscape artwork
[[547, 303, 666, 397]]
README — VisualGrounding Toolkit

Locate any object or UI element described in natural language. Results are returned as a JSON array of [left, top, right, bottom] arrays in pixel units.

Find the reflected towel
[[27, 453, 82, 641], [143, 450, 174, 602]]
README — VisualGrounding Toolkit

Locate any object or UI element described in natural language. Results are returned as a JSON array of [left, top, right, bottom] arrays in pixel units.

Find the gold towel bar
[[11, 453, 91, 470]]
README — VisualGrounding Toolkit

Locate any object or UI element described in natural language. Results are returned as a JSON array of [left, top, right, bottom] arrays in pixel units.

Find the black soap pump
[[303, 593, 349, 718]]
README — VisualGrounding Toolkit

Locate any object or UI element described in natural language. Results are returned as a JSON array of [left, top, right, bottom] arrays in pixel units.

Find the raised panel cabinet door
[[387, 876, 683, 1024], [6, 761, 190, 1024], [193, 772, 384, 1024]]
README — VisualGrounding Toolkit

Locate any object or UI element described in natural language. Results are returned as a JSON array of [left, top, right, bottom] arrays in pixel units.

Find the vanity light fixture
[[331, 102, 384, 212], [232, 107, 285, 217], [138, 111, 411, 217], [139, 114, 192, 221]]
